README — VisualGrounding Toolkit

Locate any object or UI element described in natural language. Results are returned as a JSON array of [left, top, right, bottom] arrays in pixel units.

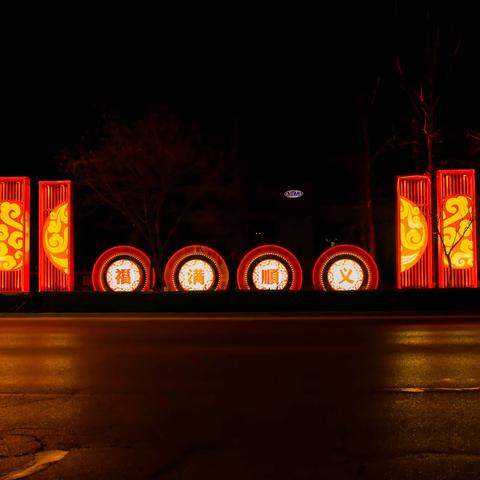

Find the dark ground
[[0, 312, 479, 479]]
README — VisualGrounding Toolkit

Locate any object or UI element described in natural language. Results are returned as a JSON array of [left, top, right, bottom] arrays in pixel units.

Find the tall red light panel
[[38, 181, 74, 292], [0, 177, 30, 292], [436, 169, 477, 288], [396, 175, 434, 289]]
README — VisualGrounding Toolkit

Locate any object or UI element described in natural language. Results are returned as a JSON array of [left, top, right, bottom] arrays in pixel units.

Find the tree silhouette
[[60, 109, 239, 288]]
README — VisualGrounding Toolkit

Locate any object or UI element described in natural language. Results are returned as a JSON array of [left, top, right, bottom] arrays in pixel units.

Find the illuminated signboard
[[0, 177, 30, 292], [312, 244, 378, 291], [38, 181, 74, 292], [164, 245, 229, 291], [284, 189, 304, 199], [396, 175, 433, 289], [92, 246, 153, 292], [436, 169, 477, 288], [237, 245, 303, 290]]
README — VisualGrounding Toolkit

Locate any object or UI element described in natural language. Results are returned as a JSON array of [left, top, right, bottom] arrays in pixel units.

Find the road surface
[[0, 313, 479, 479]]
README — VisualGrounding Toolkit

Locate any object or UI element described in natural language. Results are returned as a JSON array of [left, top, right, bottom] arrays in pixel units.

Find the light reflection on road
[[386, 325, 480, 389], [0, 328, 82, 391]]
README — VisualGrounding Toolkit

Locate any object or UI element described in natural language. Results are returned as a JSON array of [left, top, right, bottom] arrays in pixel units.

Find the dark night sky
[[2, 2, 479, 284], [3, 2, 478, 177]]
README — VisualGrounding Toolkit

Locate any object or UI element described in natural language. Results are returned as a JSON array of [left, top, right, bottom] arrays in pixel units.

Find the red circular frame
[[312, 244, 379, 291], [163, 245, 229, 291], [92, 245, 153, 292], [236, 245, 303, 290]]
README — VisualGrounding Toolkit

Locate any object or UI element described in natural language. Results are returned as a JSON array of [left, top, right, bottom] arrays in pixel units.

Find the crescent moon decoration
[[42, 202, 70, 274], [237, 245, 303, 290], [163, 245, 229, 291], [399, 196, 429, 272], [312, 245, 379, 291], [38, 181, 74, 292]]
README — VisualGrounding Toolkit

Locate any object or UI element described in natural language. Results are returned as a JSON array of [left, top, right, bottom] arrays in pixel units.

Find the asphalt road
[[0, 313, 479, 479]]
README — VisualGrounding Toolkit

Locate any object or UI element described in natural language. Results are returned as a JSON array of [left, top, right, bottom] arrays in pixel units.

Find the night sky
[[3, 3, 479, 286]]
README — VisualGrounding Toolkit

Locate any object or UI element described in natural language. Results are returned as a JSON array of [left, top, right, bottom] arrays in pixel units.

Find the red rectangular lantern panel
[[39, 181, 74, 292], [436, 169, 477, 288], [396, 175, 434, 289], [0, 177, 30, 292]]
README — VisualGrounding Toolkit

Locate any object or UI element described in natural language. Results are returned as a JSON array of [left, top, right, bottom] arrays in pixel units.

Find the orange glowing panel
[[237, 245, 302, 290], [92, 246, 153, 292], [396, 176, 434, 289], [436, 170, 477, 288], [0, 177, 30, 292], [38, 181, 74, 292], [312, 245, 378, 291], [164, 245, 229, 291]]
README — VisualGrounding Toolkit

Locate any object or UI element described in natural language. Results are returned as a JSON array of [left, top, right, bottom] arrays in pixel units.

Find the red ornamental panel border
[[38, 181, 74, 292], [312, 244, 379, 291], [0, 177, 30, 292], [236, 245, 303, 290], [436, 169, 477, 288], [92, 246, 153, 292], [396, 175, 434, 289], [163, 245, 229, 291]]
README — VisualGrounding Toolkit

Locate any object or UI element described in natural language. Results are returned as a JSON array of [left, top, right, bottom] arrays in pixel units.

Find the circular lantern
[[163, 245, 229, 291], [92, 246, 153, 292], [312, 244, 379, 291], [237, 245, 303, 290]]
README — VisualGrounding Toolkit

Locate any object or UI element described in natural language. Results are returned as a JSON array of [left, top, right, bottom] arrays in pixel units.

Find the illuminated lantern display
[[38, 181, 74, 292], [237, 245, 302, 290], [164, 245, 229, 291], [0, 177, 30, 292], [312, 244, 378, 291], [396, 175, 434, 289], [92, 246, 153, 292], [436, 169, 477, 288]]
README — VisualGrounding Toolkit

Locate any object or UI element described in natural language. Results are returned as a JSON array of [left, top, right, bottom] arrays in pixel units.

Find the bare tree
[[60, 109, 238, 288], [467, 129, 480, 157], [437, 214, 473, 288]]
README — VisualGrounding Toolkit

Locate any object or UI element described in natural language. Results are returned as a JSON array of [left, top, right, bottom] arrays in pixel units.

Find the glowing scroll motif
[[441, 195, 473, 268], [0, 201, 24, 271], [42, 202, 69, 274], [399, 196, 428, 272]]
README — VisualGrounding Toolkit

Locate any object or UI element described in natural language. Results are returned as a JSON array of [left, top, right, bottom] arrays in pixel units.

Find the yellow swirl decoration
[[0, 201, 24, 271], [441, 195, 473, 268], [42, 202, 70, 274], [399, 196, 428, 272]]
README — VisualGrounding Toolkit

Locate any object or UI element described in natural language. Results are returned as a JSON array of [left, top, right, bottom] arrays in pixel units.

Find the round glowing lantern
[[163, 245, 229, 291], [92, 246, 153, 292], [312, 244, 379, 291], [237, 245, 303, 290]]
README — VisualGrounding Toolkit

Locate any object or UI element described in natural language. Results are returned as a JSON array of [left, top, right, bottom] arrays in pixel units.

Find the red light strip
[[236, 245, 303, 290], [92, 245, 153, 292], [0, 177, 30, 292], [163, 245, 229, 291], [38, 181, 74, 292], [396, 175, 434, 289], [436, 169, 477, 288], [312, 244, 379, 291]]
